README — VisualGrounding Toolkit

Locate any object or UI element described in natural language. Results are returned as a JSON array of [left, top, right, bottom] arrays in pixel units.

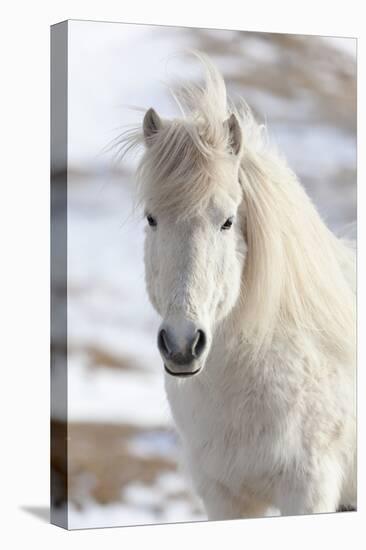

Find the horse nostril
[[158, 329, 172, 360], [191, 329, 206, 359]]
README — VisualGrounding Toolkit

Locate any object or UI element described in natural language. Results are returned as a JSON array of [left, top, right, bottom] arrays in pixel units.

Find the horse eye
[[146, 214, 157, 227], [221, 217, 234, 231]]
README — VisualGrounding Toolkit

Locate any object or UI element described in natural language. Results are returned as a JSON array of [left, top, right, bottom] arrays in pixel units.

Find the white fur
[[120, 53, 356, 518]]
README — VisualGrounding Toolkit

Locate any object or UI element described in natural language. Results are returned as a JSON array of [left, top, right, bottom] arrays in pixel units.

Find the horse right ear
[[143, 108, 162, 145], [224, 113, 242, 156]]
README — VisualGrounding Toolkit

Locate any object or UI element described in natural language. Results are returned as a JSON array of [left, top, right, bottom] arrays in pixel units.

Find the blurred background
[[52, 20, 356, 529]]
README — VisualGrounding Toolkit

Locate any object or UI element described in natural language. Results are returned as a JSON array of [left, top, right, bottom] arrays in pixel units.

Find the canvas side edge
[[50, 20, 68, 530]]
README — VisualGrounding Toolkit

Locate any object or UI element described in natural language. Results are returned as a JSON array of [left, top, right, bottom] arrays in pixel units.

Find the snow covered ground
[[54, 21, 356, 529]]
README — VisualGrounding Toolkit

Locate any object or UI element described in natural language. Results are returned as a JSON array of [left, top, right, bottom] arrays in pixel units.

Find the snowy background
[[52, 20, 356, 529]]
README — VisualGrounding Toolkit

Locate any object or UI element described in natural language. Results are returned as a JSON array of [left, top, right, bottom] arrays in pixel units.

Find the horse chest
[[165, 360, 294, 491]]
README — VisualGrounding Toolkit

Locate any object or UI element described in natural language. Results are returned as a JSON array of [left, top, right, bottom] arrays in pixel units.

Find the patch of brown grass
[[63, 422, 178, 506]]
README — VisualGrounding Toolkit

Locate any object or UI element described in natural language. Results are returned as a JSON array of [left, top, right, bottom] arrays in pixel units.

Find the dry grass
[[52, 420, 198, 510], [177, 31, 356, 131]]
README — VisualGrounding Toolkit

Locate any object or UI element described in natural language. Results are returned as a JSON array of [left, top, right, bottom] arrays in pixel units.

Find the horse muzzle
[[157, 317, 207, 377]]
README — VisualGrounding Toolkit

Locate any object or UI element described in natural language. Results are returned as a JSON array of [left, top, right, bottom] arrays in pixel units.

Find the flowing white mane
[[117, 53, 356, 360]]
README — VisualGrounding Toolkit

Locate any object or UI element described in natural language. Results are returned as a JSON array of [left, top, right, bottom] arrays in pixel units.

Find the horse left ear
[[224, 113, 242, 156]]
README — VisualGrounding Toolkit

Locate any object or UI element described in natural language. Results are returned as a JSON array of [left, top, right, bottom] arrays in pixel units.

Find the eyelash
[[221, 217, 234, 231], [146, 214, 157, 227]]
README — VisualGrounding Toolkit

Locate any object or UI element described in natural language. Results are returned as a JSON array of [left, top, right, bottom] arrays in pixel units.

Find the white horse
[[121, 54, 356, 519]]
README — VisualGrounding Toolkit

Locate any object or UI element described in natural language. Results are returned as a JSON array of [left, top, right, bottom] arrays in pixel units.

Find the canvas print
[[51, 20, 357, 530]]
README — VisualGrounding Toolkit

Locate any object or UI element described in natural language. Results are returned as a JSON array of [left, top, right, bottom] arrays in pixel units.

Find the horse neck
[[221, 149, 356, 364]]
